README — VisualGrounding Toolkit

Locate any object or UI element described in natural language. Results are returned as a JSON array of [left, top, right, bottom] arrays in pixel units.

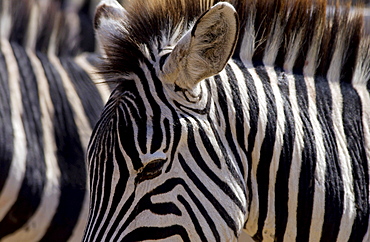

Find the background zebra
[[0, 0, 111, 241], [85, 0, 370, 241]]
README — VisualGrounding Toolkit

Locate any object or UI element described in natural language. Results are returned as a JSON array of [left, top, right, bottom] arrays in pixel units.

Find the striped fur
[[86, 0, 370, 241], [0, 0, 111, 241]]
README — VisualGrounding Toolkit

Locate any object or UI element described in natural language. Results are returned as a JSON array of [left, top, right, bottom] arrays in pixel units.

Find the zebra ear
[[94, 0, 126, 53], [161, 2, 239, 89]]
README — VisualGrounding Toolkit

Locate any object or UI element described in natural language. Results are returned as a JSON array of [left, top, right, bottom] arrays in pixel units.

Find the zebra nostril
[[135, 159, 167, 184]]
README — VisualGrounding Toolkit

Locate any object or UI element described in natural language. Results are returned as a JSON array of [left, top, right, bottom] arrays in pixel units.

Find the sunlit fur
[[86, 0, 370, 241]]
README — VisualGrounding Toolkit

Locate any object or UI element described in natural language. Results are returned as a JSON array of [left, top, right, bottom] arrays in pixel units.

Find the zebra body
[[85, 0, 370, 241], [0, 0, 110, 240]]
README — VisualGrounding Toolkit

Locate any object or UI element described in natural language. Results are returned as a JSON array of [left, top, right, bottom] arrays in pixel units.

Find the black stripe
[[196, 113, 222, 169], [36, 52, 85, 241], [274, 68, 295, 242], [59, 58, 105, 128], [0, 43, 46, 237], [175, 80, 221, 169], [85, 100, 117, 238], [109, 81, 146, 170], [341, 82, 369, 241], [163, 118, 171, 152], [134, 68, 163, 155], [111, 180, 184, 239], [9, 2, 30, 45], [253, 64, 277, 241], [275, 68, 295, 241], [225, 64, 247, 176], [122, 81, 148, 158], [89, 118, 116, 242], [179, 154, 239, 237], [315, 76, 343, 242], [178, 195, 208, 242], [103, 191, 135, 240], [214, 72, 244, 176], [205, 78, 246, 198], [234, 59, 259, 217], [119, 89, 145, 170], [294, 73, 316, 242], [0, 47, 13, 194], [127, 178, 221, 242], [184, 118, 245, 213], [78, 1, 95, 52], [147, 65, 182, 173], [123, 225, 190, 242], [88, 66, 181, 239], [176, 180, 221, 242], [174, 81, 246, 200]]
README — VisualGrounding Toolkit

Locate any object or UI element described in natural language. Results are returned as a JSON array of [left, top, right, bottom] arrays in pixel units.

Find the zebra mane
[[100, 0, 370, 84], [0, 0, 95, 56]]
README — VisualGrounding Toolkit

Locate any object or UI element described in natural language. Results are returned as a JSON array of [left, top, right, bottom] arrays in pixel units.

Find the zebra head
[[85, 0, 370, 241], [85, 0, 246, 241]]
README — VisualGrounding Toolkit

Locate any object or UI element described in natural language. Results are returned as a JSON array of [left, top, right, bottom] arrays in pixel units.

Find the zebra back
[[0, 0, 111, 241]]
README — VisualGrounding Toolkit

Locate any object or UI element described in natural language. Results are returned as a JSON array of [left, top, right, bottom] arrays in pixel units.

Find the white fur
[[283, 71, 304, 242], [95, 0, 127, 55], [0, 0, 11, 39], [1, 47, 62, 242], [239, 3, 256, 66], [263, 21, 285, 66], [242, 65, 268, 236], [75, 54, 111, 104], [0, 40, 27, 224], [303, 75, 326, 242]]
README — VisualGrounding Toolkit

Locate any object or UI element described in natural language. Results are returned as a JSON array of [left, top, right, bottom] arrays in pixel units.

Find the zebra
[[0, 0, 111, 241], [84, 0, 370, 241]]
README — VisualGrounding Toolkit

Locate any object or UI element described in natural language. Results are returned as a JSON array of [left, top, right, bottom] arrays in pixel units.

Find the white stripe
[[0, 40, 27, 222], [74, 54, 111, 104], [73, 55, 111, 241], [48, 55, 92, 151], [262, 65, 285, 242], [303, 24, 326, 241], [2, 47, 61, 242], [241, 61, 268, 237], [84, 130, 105, 241], [48, 54, 92, 241], [327, 78, 355, 242], [239, 9, 255, 65], [283, 71, 304, 241], [0, 1, 11, 39], [141, 64, 157, 156], [25, 4, 39, 51], [353, 82, 370, 242], [217, 68, 248, 204], [304, 75, 326, 242], [228, 60, 251, 178], [99, 121, 137, 241], [91, 124, 116, 242], [352, 39, 370, 242]]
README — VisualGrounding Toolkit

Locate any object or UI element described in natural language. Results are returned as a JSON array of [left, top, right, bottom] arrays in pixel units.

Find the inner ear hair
[[161, 2, 239, 90]]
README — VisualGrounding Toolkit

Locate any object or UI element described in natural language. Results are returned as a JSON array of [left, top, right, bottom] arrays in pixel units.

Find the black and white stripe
[[85, 0, 370, 241], [0, 0, 111, 241]]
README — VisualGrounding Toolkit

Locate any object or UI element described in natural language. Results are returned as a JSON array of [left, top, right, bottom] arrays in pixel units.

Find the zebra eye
[[135, 159, 166, 184]]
